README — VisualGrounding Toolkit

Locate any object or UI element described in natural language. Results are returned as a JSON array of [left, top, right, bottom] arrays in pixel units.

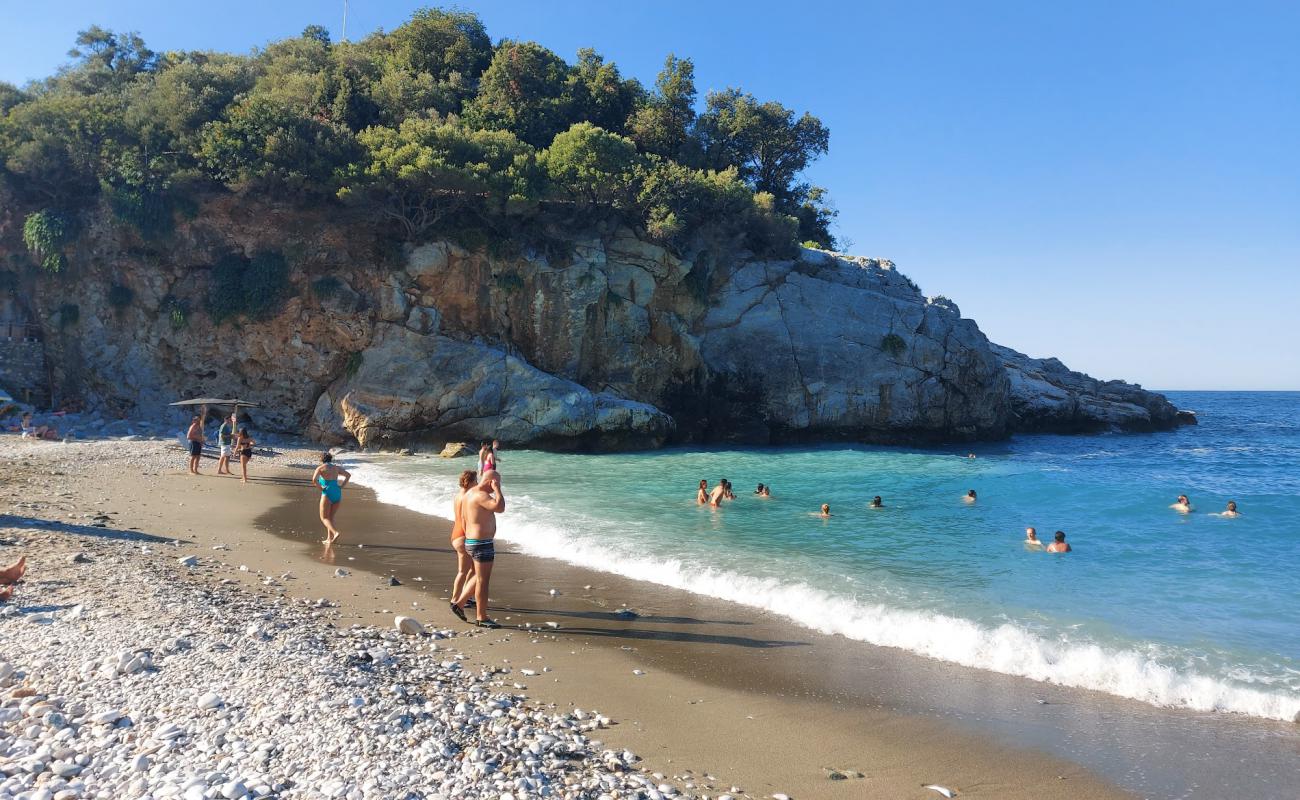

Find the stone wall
[[0, 323, 48, 406]]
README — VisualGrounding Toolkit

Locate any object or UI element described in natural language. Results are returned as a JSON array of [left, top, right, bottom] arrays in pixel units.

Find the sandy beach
[[3, 436, 1296, 799]]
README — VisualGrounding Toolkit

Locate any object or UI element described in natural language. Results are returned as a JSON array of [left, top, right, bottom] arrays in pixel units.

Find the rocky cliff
[[2, 195, 1187, 449]]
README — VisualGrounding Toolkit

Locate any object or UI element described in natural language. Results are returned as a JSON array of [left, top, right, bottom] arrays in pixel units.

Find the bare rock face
[[698, 251, 1010, 442], [992, 344, 1179, 432], [9, 195, 1186, 449], [308, 324, 673, 450]]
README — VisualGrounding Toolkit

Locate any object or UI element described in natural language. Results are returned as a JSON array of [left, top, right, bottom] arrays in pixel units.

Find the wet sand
[[252, 464, 1300, 800]]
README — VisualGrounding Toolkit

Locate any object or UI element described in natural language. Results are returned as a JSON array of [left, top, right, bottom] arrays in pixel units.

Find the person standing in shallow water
[[697, 479, 709, 504], [450, 470, 478, 609], [451, 470, 506, 628], [311, 452, 351, 545]]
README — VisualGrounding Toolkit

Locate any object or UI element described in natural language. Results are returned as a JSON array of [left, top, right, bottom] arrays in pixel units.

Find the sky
[[2, 1, 1297, 390]]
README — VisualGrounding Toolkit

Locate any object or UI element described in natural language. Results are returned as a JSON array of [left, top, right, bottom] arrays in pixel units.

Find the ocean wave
[[350, 458, 1300, 722]]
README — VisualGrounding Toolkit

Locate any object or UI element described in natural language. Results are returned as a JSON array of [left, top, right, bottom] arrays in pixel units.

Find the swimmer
[[1171, 494, 1192, 513], [967, 453, 976, 459], [697, 479, 709, 504], [869, 496, 883, 508], [1214, 500, 1240, 518], [708, 480, 727, 507], [1024, 526, 1043, 548], [722, 479, 736, 500], [964, 489, 977, 503], [816, 503, 832, 518], [754, 483, 765, 495], [311, 451, 351, 544], [1046, 530, 1071, 553], [760, 484, 771, 497]]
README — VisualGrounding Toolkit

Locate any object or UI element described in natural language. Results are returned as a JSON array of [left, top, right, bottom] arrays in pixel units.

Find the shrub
[[23, 211, 74, 273], [881, 333, 907, 357], [161, 295, 189, 330], [208, 251, 291, 322], [108, 283, 133, 308], [103, 180, 174, 240]]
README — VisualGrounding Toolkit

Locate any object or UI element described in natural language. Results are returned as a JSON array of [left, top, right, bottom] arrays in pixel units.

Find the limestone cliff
[[1, 195, 1187, 449]]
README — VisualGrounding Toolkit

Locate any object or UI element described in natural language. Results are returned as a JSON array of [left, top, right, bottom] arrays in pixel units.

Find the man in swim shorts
[[186, 415, 205, 475], [451, 469, 506, 628], [216, 413, 236, 476]]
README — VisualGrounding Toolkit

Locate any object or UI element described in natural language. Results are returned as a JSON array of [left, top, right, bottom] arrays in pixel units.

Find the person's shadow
[[0, 514, 181, 544]]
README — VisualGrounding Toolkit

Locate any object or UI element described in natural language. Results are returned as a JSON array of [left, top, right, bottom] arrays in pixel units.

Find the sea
[[347, 391, 1299, 722]]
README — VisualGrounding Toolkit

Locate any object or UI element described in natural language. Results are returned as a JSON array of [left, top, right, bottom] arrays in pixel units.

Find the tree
[[387, 8, 492, 86], [0, 82, 26, 115], [540, 122, 640, 206], [627, 55, 695, 159], [465, 41, 578, 148], [61, 26, 158, 93], [571, 49, 640, 134], [340, 117, 539, 239], [197, 95, 358, 193], [695, 88, 828, 201]]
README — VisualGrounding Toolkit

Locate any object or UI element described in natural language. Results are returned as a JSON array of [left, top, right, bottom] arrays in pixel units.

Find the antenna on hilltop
[[342, 0, 349, 41]]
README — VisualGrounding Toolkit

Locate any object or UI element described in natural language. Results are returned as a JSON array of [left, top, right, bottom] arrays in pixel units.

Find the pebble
[[393, 616, 424, 636], [178, 555, 198, 567], [334, 568, 350, 577]]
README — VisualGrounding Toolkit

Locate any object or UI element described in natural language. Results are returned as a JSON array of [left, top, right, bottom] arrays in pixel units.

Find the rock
[[394, 616, 424, 636], [334, 568, 350, 577], [68, 552, 90, 564], [386, 576, 401, 586], [178, 555, 198, 567], [220, 780, 248, 799], [196, 691, 223, 709], [131, 754, 152, 772], [993, 344, 1181, 433], [438, 442, 474, 458]]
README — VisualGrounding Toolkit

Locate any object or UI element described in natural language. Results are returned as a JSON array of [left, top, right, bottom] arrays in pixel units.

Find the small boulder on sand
[[394, 616, 424, 636]]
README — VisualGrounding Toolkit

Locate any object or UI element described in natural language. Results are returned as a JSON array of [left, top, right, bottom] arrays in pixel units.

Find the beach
[[3, 435, 1297, 799]]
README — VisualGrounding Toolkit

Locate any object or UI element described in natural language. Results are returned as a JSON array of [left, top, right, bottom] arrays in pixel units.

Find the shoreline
[[263, 453, 1300, 800], [3, 437, 1296, 798]]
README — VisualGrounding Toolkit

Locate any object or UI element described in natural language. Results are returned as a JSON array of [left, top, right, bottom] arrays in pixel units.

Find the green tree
[[465, 41, 577, 148], [695, 89, 829, 201], [340, 117, 539, 238], [571, 49, 641, 134], [627, 54, 696, 160], [197, 95, 358, 193], [387, 8, 492, 86], [540, 122, 639, 206], [0, 82, 26, 115], [61, 26, 158, 93]]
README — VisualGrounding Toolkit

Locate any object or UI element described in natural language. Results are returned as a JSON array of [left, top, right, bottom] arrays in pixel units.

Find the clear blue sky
[[3, 1, 1297, 390]]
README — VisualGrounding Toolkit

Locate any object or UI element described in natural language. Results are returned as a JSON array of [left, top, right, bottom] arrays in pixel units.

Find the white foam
[[350, 458, 1300, 722]]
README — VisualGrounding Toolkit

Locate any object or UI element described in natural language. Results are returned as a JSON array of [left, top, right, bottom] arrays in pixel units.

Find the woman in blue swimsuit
[[310, 452, 351, 545]]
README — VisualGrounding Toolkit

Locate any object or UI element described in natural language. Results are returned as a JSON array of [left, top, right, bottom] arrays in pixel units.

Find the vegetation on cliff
[[0, 8, 837, 269]]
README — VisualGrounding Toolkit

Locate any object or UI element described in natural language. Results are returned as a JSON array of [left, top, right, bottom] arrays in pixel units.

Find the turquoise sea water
[[351, 391, 1299, 720]]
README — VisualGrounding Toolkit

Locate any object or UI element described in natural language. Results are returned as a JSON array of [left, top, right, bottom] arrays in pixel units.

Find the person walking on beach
[[697, 479, 709, 504], [1046, 530, 1072, 553], [450, 469, 479, 609], [216, 413, 236, 476], [186, 415, 205, 474], [451, 469, 506, 628], [311, 452, 351, 544], [235, 427, 256, 484]]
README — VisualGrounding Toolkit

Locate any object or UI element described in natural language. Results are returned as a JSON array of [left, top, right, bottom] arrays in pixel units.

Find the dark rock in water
[[387, 576, 401, 587], [1176, 410, 1198, 426]]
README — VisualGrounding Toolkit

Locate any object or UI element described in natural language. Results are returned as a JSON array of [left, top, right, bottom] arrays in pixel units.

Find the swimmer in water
[[755, 483, 764, 495], [964, 489, 977, 503], [816, 503, 832, 518], [1214, 500, 1240, 518], [1046, 530, 1071, 553], [697, 479, 709, 504], [1171, 494, 1192, 513], [708, 480, 727, 507], [756, 483, 771, 497], [869, 496, 883, 508], [967, 453, 976, 459], [1024, 526, 1043, 548]]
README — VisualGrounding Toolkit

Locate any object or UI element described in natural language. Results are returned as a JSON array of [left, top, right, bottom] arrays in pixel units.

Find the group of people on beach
[[185, 412, 256, 482], [446, 441, 505, 628]]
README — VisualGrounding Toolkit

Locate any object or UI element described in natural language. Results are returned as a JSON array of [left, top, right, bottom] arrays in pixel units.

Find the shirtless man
[[1171, 494, 1192, 513], [1046, 530, 1072, 553], [450, 470, 478, 611], [1216, 500, 1240, 518], [186, 415, 205, 474], [708, 480, 727, 507], [1024, 527, 1043, 548], [451, 470, 506, 628], [964, 489, 977, 503], [817, 503, 832, 518]]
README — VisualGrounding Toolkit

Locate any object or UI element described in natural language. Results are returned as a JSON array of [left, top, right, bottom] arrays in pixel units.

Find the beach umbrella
[[169, 398, 261, 422]]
